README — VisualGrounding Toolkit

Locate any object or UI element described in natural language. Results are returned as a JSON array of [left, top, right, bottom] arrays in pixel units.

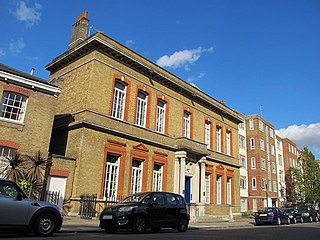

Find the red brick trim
[[3, 85, 31, 97], [205, 164, 214, 204], [153, 151, 168, 191], [49, 169, 69, 178], [0, 140, 20, 149]]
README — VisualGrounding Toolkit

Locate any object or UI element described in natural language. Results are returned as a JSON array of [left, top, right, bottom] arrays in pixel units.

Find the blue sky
[[1, 0, 319, 159]]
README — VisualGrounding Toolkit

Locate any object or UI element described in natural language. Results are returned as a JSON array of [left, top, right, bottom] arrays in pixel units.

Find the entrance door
[[184, 177, 191, 203]]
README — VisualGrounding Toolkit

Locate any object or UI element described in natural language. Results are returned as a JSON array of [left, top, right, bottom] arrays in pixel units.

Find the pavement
[[60, 216, 255, 233]]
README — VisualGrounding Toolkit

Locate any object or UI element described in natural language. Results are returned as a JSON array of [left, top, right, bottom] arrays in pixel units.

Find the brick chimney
[[68, 11, 89, 49]]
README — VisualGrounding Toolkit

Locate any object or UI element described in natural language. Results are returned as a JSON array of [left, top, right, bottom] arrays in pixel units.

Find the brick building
[[0, 63, 60, 177], [45, 12, 243, 220], [245, 114, 279, 210]]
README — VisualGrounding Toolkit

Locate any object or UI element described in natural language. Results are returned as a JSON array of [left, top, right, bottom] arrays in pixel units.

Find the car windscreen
[[121, 192, 149, 203]]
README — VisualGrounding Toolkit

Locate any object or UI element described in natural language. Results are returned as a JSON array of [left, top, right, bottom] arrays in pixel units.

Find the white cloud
[[12, 1, 42, 27], [9, 38, 26, 55], [0, 49, 6, 57], [187, 72, 205, 83], [125, 40, 135, 47], [276, 123, 320, 159], [156, 47, 213, 69]]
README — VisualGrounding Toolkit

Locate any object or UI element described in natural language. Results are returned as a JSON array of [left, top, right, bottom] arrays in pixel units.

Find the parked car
[[0, 178, 63, 237], [99, 191, 189, 233], [254, 207, 290, 225], [298, 205, 319, 222], [283, 208, 304, 223]]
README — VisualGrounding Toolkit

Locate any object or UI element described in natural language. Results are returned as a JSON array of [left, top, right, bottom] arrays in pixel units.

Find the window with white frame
[[271, 145, 275, 155], [278, 154, 283, 166], [153, 164, 163, 191], [249, 119, 254, 130], [0, 146, 16, 178], [273, 181, 277, 192], [260, 139, 265, 151], [272, 162, 276, 173], [184, 111, 191, 138], [216, 175, 222, 204], [104, 154, 120, 200], [216, 126, 222, 152], [240, 155, 246, 168], [205, 121, 211, 149], [261, 158, 266, 170], [226, 131, 231, 155], [259, 120, 264, 132], [250, 138, 255, 149], [227, 177, 232, 205], [131, 159, 143, 194], [262, 178, 267, 191], [135, 91, 148, 127], [239, 135, 246, 149], [251, 157, 256, 169], [270, 128, 274, 138], [279, 170, 284, 182], [277, 140, 281, 150], [205, 174, 210, 203], [156, 100, 166, 133], [239, 122, 245, 129], [0, 91, 28, 123], [240, 177, 247, 189], [111, 81, 126, 120], [252, 178, 257, 190]]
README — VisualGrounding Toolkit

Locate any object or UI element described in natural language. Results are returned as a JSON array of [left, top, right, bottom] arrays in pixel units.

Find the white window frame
[[111, 81, 126, 120], [156, 100, 166, 133], [260, 139, 265, 151], [0, 91, 28, 123], [273, 181, 277, 192], [251, 157, 256, 169], [239, 135, 246, 149], [104, 154, 120, 201], [262, 178, 267, 191], [0, 146, 16, 178], [278, 154, 283, 166], [227, 177, 232, 205], [240, 177, 246, 189], [135, 91, 148, 127], [240, 155, 246, 168], [184, 111, 191, 138], [250, 138, 255, 149], [272, 162, 276, 173], [252, 178, 257, 190], [270, 128, 274, 138], [259, 120, 264, 132], [252, 198, 257, 211], [216, 175, 222, 204], [261, 158, 266, 170], [131, 159, 143, 194], [205, 174, 210, 203], [205, 121, 211, 149], [153, 164, 163, 192], [216, 126, 222, 152], [226, 131, 231, 155], [249, 119, 254, 130]]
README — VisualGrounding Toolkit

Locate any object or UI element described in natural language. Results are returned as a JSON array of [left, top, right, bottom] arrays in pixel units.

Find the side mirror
[[16, 192, 23, 201]]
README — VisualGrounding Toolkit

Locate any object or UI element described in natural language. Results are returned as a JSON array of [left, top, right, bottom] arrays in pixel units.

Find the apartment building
[[0, 64, 60, 177], [245, 114, 278, 211], [45, 12, 243, 219], [275, 135, 286, 207]]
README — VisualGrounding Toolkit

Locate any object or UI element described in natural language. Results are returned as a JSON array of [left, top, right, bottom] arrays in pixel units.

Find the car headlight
[[118, 206, 136, 212]]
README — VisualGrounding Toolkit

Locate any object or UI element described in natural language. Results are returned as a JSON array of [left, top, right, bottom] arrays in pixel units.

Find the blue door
[[185, 177, 191, 203]]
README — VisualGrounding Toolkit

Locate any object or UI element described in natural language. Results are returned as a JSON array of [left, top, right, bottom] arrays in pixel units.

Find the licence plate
[[260, 214, 267, 216], [102, 215, 113, 220]]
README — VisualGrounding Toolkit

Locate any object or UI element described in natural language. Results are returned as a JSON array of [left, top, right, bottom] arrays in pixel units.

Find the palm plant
[[3, 151, 26, 182]]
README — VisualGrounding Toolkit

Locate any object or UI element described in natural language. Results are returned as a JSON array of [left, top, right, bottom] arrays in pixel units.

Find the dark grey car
[[0, 178, 63, 236]]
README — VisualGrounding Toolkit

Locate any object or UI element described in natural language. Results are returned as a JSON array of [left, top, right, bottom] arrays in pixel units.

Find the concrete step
[[195, 215, 231, 223]]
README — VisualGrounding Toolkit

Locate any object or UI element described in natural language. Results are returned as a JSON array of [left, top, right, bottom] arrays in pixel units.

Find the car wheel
[[132, 216, 146, 234], [151, 227, 161, 233], [276, 217, 281, 225], [300, 218, 304, 223], [309, 216, 313, 223], [293, 217, 297, 224], [314, 216, 319, 222], [105, 226, 118, 233], [33, 213, 57, 237], [177, 216, 189, 232], [287, 217, 291, 225]]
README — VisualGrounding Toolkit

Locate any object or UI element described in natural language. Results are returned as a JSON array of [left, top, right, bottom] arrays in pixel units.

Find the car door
[[145, 193, 166, 226], [0, 181, 30, 226], [164, 193, 179, 226]]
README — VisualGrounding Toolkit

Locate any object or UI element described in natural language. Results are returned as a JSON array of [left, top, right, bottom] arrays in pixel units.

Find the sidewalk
[[60, 216, 255, 233]]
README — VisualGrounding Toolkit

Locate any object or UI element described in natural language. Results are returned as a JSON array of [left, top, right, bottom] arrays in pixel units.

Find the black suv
[[99, 191, 189, 233], [0, 178, 63, 236]]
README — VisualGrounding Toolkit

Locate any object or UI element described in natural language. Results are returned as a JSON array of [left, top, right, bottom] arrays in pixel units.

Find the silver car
[[0, 178, 63, 236]]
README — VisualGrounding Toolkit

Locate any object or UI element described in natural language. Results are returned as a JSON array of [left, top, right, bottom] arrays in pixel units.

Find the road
[[1, 223, 319, 240]]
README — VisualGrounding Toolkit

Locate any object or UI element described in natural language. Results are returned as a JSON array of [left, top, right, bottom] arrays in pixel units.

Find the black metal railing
[[79, 194, 97, 219]]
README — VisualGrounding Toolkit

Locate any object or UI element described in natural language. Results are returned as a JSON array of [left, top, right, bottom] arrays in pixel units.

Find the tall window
[[135, 91, 148, 127], [262, 178, 267, 190], [239, 135, 246, 149], [0, 146, 16, 178], [111, 81, 126, 120], [240, 155, 246, 168], [251, 157, 256, 169], [153, 164, 163, 191], [250, 138, 255, 149], [227, 177, 232, 205], [216, 126, 221, 152], [260, 139, 265, 151], [240, 177, 246, 189], [184, 111, 191, 138], [261, 158, 266, 170], [252, 178, 257, 190], [0, 91, 28, 123], [131, 159, 143, 194], [156, 100, 166, 133], [226, 131, 231, 155], [205, 121, 211, 149], [249, 119, 254, 130], [278, 154, 283, 166], [252, 198, 257, 211], [104, 154, 119, 200], [205, 174, 210, 203], [216, 175, 222, 204], [259, 120, 264, 132], [272, 162, 276, 173]]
